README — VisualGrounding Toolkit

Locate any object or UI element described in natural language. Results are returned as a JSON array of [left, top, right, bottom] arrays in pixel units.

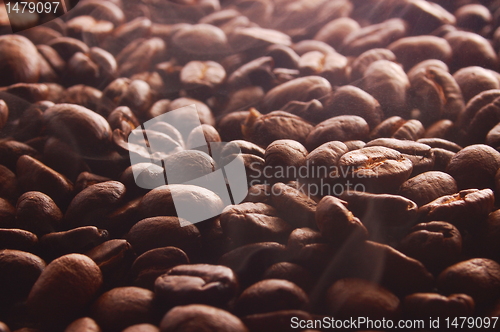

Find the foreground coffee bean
[[91, 287, 155, 332], [234, 279, 308, 316], [160, 304, 248, 332], [0, 35, 41, 86], [398, 171, 457, 206], [26, 254, 103, 329], [326, 278, 399, 319], [64, 317, 101, 332], [437, 258, 500, 306], [154, 264, 238, 308], [16, 191, 63, 236], [403, 293, 474, 319]]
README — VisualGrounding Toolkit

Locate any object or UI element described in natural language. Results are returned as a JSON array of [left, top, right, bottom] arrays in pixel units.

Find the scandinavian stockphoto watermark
[[128, 104, 249, 225]]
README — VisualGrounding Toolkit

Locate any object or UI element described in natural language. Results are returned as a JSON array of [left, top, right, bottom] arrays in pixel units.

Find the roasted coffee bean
[[74, 172, 112, 194], [388, 35, 452, 71], [417, 138, 462, 152], [392, 119, 425, 140], [323, 85, 383, 129], [445, 31, 497, 70], [0, 165, 18, 203], [226, 57, 274, 91], [326, 278, 400, 319], [155, 264, 238, 308], [398, 171, 457, 207], [341, 18, 408, 56], [16, 191, 62, 236], [365, 138, 435, 176], [298, 51, 348, 86], [0, 35, 40, 86], [266, 44, 300, 69], [447, 144, 500, 190], [0, 140, 38, 172], [349, 48, 397, 82], [0, 229, 38, 252], [315, 196, 367, 245], [369, 116, 407, 140], [358, 60, 410, 118], [261, 76, 331, 113], [0, 249, 45, 307], [454, 66, 500, 103], [243, 109, 313, 147], [59, 85, 103, 114], [242, 310, 313, 332], [339, 191, 418, 244], [403, 293, 474, 319], [399, 0, 455, 35], [314, 17, 360, 49], [418, 188, 495, 230], [217, 110, 249, 141], [261, 262, 314, 292], [131, 246, 189, 290], [126, 216, 201, 256], [91, 287, 155, 332], [85, 239, 135, 288], [269, 183, 317, 228], [27, 254, 103, 330], [399, 221, 462, 274], [65, 181, 126, 228], [335, 146, 413, 194], [264, 140, 307, 179], [64, 317, 102, 332], [306, 115, 369, 151], [220, 202, 291, 246], [0, 198, 16, 228], [235, 279, 308, 316], [228, 27, 291, 53], [171, 24, 230, 56], [438, 258, 500, 306], [455, 4, 492, 34], [305, 141, 348, 179], [138, 184, 224, 221], [159, 304, 248, 332], [40, 226, 108, 259], [219, 242, 287, 288], [122, 324, 159, 332], [0, 100, 7, 130]]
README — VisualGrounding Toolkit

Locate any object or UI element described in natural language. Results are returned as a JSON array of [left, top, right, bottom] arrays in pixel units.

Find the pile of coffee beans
[[2, 0, 500, 331]]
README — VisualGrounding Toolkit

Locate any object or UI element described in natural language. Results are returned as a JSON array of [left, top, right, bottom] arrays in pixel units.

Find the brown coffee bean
[[138, 184, 224, 221], [243, 310, 313, 332], [305, 141, 348, 179], [261, 76, 331, 113], [65, 181, 126, 228], [261, 262, 314, 292], [369, 116, 406, 140], [349, 48, 397, 82], [454, 66, 500, 103], [341, 18, 408, 56], [298, 51, 348, 86], [74, 172, 112, 194], [445, 31, 497, 70], [172, 24, 230, 56], [119, 38, 167, 77], [336, 146, 414, 193], [269, 183, 317, 228], [122, 324, 159, 332], [403, 293, 474, 319], [392, 119, 425, 140], [91, 287, 155, 332], [229, 27, 291, 53], [365, 138, 435, 176], [447, 144, 500, 190], [399, 0, 455, 35], [438, 258, 500, 306], [217, 110, 249, 141], [0, 140, 38, 171], [314, 17, 360, 49], [235, 279, 308, 316], [323, 85, 383, 129], [424, 119, 457, 141], [398, 171, 457, 207], [0, 35, 40, 86], [27, 254, 103, 329], [126, 216, 201, 256], [66, 1, 124, 27], [227, 57, 274, 91], [220, 202, 292, 246], [417, 138, 462, 152], [339, 191, 418, 245], [326, 278, 400, 319], [243, 109, 314, 147], [315, 196, 367, 245], [160, 304, 248, 332], [47, 37, 90, 62], [0, 249, 45, 307], [418, 188, 495, 230], [399, 221, 462, 274], [0, 100, 7, 130], [0, 165, 18, 203], [155, 264, 238, 308], [306, 115, 369, 151], [455, 4, 492, 33], [85, 239, 135, 288], [64, 317, 102, 332], [16, 191, 62, 236], [388, 35, 452, 71], [0, 229, 38, 252], [0, 198, 16, 228], [40, 226, 108, 259], [264, 139, 307, 179], [358, 59, 410, 118]]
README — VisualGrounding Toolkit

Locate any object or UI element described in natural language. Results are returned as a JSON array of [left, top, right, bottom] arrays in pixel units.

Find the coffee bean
[[40, 226, 108, 259], [399, 221, 462, 274], [64, 317, 102, 332], [399, 0, 455, 35], [0, 229, 38, 252], [0, 198, 16, 228], [392, 119, 425, 140], [398, 171, 458, 207], [16, 191, 62, 236], [269, 183, 317, 228], [159, 304, 248, 332], [235, 279, 308, 315], [454, 66, 500, 103], [314, 17, 360, 49], [306, 115, 369, 151], [27, 254, 103, 329], [0, 100, 8, 130], [0, 35, 40, 86], [242, 310, 313, 332], [455, 4, 492, 33], [122, 324, 159, 332], [403, 293, 474, 319], [445, 31, 497, 70], [349, 48, 397, 81], [438, 258, 500, 306], [326, 278, 400, 319]]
